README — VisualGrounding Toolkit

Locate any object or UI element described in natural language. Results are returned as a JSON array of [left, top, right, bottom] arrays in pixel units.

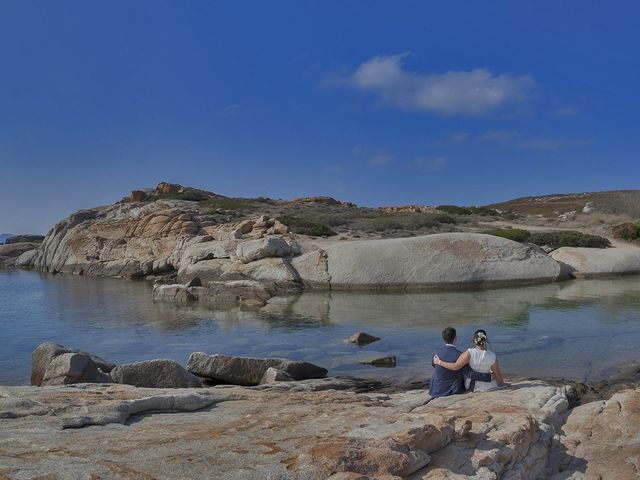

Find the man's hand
[[433, 354, 441, 366]]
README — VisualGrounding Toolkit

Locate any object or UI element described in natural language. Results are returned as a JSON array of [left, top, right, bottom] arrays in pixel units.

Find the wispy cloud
[[413, 156, 448, 170], [335, 53, 536, 116], [353, 145, 393, 167], [479, 130, 591, 150], [367, 152, 393, 166], [556, 106, 577, 116], [447, 132, 469, 144]]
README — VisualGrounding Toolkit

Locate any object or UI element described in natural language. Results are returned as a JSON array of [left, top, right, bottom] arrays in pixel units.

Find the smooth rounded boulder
[[110, 359, 202, 389], [550, 246, 640, 277], [322, 233, 564, 290]]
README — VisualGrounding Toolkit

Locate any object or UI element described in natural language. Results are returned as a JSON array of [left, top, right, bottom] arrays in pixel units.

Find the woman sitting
[[433, 329, 506, 392]]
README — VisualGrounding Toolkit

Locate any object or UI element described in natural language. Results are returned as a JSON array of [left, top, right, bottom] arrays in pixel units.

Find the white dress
[[464, 347, 498, 392]]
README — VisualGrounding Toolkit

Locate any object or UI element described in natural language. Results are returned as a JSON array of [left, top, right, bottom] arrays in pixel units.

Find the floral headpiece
[[474, 331, 487, 346]]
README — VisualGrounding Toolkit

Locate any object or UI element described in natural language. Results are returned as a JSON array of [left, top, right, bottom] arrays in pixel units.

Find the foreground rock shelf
[[0, 379, 638, 479]]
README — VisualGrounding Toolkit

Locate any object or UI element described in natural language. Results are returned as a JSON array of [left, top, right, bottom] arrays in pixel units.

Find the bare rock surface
[[0, 380, 618, 479], [41, 352, 111, 386], [548, 387, 640, 479], [551, 245, 640, 277], [110, 359, 203, 389], [31, 342, 115, 386], [187, 352, 328, 385], [236, 236, 293, 263], [324, 233, 564, 290]]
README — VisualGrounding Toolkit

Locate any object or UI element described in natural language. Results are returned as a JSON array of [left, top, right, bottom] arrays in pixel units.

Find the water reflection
[[1, 270, 640, 385]]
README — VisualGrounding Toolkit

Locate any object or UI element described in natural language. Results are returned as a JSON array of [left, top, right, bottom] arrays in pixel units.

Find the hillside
[[487, 190, 640, 218]]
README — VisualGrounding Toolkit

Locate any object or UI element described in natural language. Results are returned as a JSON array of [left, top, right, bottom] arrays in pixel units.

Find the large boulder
[[236, 237, 292, 263], [41, 353, 111, 386], [187, 353, 328, 386], [550, 246, 640, 277], [324, 233, 564, 290], [549, 387, 640, 479], [290, 249, 330, 288], [110, 359, 202, 389], [15, 249, 38, 268], [32, 342, 115, 386]]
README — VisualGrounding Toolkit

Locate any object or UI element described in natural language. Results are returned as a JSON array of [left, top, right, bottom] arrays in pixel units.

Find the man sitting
[[429, 326, 466, 398]]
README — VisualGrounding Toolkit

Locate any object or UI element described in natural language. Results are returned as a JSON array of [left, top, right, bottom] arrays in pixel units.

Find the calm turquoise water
[[1, 269, 640, 385]]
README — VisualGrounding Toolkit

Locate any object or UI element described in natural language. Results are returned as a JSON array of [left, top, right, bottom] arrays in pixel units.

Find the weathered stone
[[290, 249, 330, 288], [325, 233, 564, 290], [547, 387, 640, 479], [15, 249, 38, 268], [236, 236, 293, 263], [31, 342, 115, 386], [260, 367, 294, 384], [185, 276, 202, 287], [349, 332, 381, 346], [551, 246, 640, 277], [110, 360, 202, 389], [187, 352, 328, 386], [235, 257, 301, 284], [42, 353, 111, 386], [152, 284, 197, 303], [360, 356, 396, 367], [0, 380, 613, 479]]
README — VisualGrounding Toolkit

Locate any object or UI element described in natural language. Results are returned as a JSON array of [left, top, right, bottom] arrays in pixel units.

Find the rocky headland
[[4, 182, 640, 310]]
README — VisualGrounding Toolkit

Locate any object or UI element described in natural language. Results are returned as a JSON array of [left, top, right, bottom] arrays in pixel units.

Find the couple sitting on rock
[[429, 326, 507, 398]]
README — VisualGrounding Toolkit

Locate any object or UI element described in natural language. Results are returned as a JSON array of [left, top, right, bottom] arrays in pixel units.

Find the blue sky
[[1, 1, 639, 233]]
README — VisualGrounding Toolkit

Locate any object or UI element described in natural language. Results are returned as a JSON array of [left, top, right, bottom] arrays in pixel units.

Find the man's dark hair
[[442, 327, 456, 344]]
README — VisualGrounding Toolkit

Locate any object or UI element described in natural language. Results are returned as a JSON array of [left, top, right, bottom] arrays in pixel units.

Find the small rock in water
[[360, 356, 396, 368], [349, 332, 380, 346]]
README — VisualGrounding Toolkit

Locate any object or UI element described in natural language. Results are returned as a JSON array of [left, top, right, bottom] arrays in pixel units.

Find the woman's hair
[[473, 329, 488, 347]]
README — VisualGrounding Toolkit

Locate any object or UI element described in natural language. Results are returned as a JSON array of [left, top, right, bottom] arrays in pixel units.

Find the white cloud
[[343, 53, 536, 116]]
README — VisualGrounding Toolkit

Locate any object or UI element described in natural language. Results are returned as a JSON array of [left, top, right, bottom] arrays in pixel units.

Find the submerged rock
[[187, 352, 328, 386], [359, 356, 397, 367], [349, 332, 381, 346], [110, 359, 202, 389]]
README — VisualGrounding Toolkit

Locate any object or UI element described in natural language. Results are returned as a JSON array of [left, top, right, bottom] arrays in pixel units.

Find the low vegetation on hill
[[489, 228, 611, 249], [612, 222, 640, 242]]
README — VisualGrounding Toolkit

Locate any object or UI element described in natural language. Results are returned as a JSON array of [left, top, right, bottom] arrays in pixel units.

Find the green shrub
[[155, 191, 209, 202], [406, 213, 458, 230], [203, 197, 254, 210], [490, 228, 610, 248], [372, 217, 403, 231], [612, 222, 640, 241], [489, 228, 531, 242], [437, 205, 472, 215], [468, 206, 500, 216], [277, 215, 336, 237]]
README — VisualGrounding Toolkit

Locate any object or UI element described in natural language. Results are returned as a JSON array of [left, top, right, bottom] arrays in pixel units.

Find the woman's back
[[468, 348, 496, 374]]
